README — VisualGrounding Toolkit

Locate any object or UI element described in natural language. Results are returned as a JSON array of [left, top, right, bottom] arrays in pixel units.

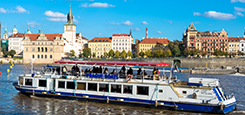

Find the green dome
[[12, 27, 17, 33], [26, 28, 32, 34]]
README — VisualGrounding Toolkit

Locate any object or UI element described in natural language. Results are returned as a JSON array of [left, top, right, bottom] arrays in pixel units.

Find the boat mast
[[168, 61, 174, 82]]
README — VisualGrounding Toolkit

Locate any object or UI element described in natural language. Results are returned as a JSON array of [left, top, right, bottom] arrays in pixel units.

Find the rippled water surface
[[0, 64, 244, 115]]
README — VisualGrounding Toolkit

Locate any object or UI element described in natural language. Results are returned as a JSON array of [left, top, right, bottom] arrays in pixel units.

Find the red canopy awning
[[54, 60, 169, 67]]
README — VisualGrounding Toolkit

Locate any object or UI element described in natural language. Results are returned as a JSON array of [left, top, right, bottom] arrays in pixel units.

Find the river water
[[0, 64, 244, 115]]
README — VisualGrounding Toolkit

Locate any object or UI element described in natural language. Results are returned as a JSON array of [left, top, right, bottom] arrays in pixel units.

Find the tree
[[190, 48, 199, 56], [139, 51, 144, 57], [115, 50, 120, 58], [9, 50, 16, 58], [145, 50, 152, 57], [127, 50, 133, 58], [155, 49, 163, 57], [165, 49, 171, 57], [69, 50, 75, 57], [104, 52, 108, 57], [167, 40, 183, 57], [183, 48, 190, 57], [108, 49, 114, 57], [133, 52, 138, 58], [93, 52, 96, 58], [82, 48, 91, 58], [120, 50, 127, 58]]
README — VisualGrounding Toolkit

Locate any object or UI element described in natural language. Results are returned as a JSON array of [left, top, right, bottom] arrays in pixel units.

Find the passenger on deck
[[142, 70, 147, 75], [104, 67, 109, 74], [99, 66, 102, 73], [119, 66, 126, 74], [80, 70, 85, 75], [110, 69, 117, 74], [62, 66, 67, 75], [127, 67, 133, 75], [92, 66, 96, 73], [85, 69, 89, 73], [89, 68, 93, 73], [137, 68, 142, 75], [156, 69, 159, 74], [72, 64, 80, 76]]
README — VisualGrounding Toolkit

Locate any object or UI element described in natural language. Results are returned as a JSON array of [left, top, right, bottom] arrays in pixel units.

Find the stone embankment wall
[[86, 58, 245, 68], [0, 58, 23, 64]]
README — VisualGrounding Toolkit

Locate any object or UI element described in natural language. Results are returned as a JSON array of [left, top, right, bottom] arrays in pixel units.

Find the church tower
[[3, 28, 8, 39], [63, 4, 76, 44]]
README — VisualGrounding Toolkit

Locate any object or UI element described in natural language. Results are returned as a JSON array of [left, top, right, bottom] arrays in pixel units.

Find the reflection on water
[[0, 64, 244, 114]]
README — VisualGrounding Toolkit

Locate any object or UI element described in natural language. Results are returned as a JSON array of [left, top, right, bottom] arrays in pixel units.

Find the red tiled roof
[[228, 37, 245, 41], [26, 34, 62, 41], [139, 38, 170, 44], [112, 34, 130, 37], [9, 33, 25, 37], [89, 37, 112, 42]]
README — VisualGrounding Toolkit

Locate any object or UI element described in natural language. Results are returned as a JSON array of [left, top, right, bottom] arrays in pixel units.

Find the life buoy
[[126, 74, 132, 81]]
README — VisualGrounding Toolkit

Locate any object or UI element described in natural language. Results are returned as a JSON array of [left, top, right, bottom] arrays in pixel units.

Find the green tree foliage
[[108, 49, 114, 57], [139, 51, 144, 57], [183, 48, 190, 57], [133, 52, 138, 58], [167, 40, 184, 57], [155, 49, 163, 57], [166, 49, 171, 57], [9, 50, 16, 58], [127, 50, 133, 57], [93, 52, 96, 57], [104, 52, 108, 57], [115, 50, 120, 58], [145, 50, 152, 57], [120, 50, 127, 58], [69, 50, 75, 57], [213, 49, 225, 56], [82, 48, 91, 57], [190, 48, 199, 56]]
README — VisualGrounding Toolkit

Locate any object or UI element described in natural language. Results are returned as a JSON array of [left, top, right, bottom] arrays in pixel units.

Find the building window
[[50, 48, 53, 51], [25, 48, 28, 51], [37, 55, 40, 59], [32, 55, 35, 59], [38, 47, 40, 52], [32, 48, 35, 51], [50, 55, 52, 59], [41, 47, 44, 52], [45, 55, 47, 59], [41, 55, 43, 58], [45, 47, 47, 52]]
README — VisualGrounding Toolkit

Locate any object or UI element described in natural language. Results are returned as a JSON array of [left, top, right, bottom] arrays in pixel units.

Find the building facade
[[8, 32, 24, 55], [183, 23, 229, 56], [88, 37, 111, 58], [228, 37, 240, 54], [111, 32, 133, 53], [136, 38, 170, 55], [23, 33, 64, 63]]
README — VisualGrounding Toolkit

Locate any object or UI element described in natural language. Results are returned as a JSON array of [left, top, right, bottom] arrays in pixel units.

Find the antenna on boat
[[168, 61, 174, 82]]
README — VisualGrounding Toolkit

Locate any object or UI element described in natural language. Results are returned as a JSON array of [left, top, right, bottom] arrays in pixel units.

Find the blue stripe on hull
[[15, 87, 235, 114]]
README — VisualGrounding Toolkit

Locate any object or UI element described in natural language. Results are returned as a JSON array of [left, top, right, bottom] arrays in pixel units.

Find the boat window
[[39, 80, 47, 87], [123, 85, 132, 94], [19, 77, 23, 85], [99, 84, 109, 92], [88, 83, 97, 91], [25, 79, 32, 86], [159, 89, 163, 93], [137, 86, 149, 95], [58, 81, 65, 88], [111, 84, 121, 93], [182, 91, 187, 94], [67, 81, 75, 89], [77, 82, 86, 90]]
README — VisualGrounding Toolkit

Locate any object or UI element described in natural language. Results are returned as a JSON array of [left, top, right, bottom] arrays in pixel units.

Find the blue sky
[[0, 0, 245, 42]]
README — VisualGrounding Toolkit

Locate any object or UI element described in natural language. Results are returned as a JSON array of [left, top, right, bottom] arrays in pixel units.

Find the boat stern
[[222, 94, 236, 114]]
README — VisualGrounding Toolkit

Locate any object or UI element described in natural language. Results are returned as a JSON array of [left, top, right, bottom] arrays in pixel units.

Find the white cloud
[[194, 21, 201, 24], [141, 21, 148, 25], [47, 18, 67, 22], [0, 8, 7, 13], [231, 0, 245, 3], [44, 11, 66, 17], [110, 21, 120, 25], [99, 33, 102, 35], [234, 7, 245, 12], [135, 28, 140, 31], [8, 32, 12, 36], [163, 19, 173, 24], [193, 11, 236, 20], [157, 31, 162, 34], [122, 20, 133, 25], [28, 21, 40, 27], [124, 0, 127, 2], [80, 2, 115, 8], [236, 12, 244, 17], [11, 5, 29, 13]]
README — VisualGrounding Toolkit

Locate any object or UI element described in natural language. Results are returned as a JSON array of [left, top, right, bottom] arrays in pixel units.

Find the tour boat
[[13, 60, 236, 113]]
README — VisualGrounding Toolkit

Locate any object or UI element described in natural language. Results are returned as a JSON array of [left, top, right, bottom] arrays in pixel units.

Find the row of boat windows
[[23, 79, 149, 95]]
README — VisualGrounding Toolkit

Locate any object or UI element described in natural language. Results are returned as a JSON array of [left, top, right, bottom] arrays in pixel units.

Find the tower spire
[[66, 3, 74, 25]]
